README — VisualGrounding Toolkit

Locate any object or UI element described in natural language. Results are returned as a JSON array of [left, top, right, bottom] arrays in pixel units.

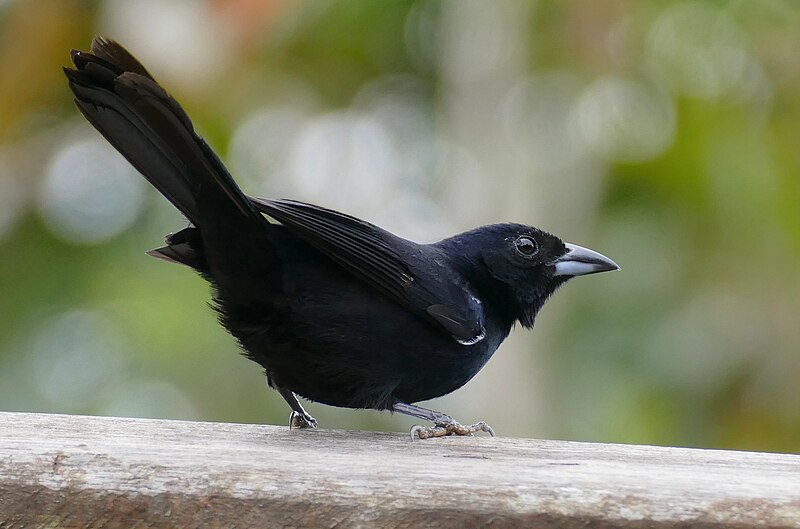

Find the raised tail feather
[[64, 36, 265, 230], [65, 37, 277, 296]]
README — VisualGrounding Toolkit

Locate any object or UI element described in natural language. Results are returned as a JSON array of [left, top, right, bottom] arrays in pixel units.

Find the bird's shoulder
[[251, 198, 486, 345]]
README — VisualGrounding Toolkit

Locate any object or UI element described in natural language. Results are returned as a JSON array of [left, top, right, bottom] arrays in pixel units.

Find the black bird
[[64, 37, 619, 439]]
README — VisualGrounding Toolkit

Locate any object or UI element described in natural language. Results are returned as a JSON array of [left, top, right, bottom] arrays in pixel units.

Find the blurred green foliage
[[1, 0, 799, 452]]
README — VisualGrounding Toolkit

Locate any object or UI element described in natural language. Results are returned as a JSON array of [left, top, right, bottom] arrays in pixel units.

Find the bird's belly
[[219, 236, 510, 410], [388, 321, 506, 404], [288, 298, 497, 408], [226, 270, 502, 409]]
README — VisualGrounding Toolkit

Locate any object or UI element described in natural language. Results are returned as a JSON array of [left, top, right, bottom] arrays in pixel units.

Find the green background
[[1, 0, 799, 452]]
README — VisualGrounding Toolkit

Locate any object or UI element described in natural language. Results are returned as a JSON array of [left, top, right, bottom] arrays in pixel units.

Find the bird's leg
[[392, 402, 495, 440], [276, 385, 318, 429]]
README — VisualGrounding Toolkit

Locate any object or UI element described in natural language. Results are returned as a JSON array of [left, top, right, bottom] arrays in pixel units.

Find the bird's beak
[[552, 243, 620, 277]]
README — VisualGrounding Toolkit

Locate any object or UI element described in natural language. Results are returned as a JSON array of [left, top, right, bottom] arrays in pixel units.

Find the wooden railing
[[1, 411, 798, 528]]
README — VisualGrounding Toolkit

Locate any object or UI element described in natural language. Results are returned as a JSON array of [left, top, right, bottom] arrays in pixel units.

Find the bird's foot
[[410, 420, 495, 440], [289, 410, 318, 430]]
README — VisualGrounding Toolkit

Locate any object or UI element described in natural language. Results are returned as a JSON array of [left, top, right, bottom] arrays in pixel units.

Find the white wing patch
[[455, 295, 485, 346], [456, 327, 486, 346]]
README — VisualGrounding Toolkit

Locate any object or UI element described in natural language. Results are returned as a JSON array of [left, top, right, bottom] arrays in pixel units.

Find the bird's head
[[440, 223, 619, 328]]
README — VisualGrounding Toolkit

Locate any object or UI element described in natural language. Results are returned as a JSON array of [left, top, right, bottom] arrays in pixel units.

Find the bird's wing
[[251, 198, 486, 345]]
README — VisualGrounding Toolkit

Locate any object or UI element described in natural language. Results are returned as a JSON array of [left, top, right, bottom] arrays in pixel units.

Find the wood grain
[[0, 411, 798, 528]]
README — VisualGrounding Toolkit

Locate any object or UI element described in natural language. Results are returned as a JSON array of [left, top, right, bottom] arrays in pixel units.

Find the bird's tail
[[64, 37, 276, 295]]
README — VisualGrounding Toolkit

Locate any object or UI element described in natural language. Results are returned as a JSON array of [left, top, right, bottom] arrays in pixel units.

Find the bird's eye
[[514, 236, 538, 257]]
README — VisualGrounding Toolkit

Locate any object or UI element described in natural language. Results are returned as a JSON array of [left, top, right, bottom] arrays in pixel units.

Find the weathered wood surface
[[0, 411, 798, 528]]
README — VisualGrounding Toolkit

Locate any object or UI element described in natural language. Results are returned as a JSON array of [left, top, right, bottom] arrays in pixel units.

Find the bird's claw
[[289, 411, 318, 430], [410, 420, 495, 440]]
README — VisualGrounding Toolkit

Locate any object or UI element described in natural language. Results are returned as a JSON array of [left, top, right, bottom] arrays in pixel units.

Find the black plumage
[[64, 37, 619, 438]]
